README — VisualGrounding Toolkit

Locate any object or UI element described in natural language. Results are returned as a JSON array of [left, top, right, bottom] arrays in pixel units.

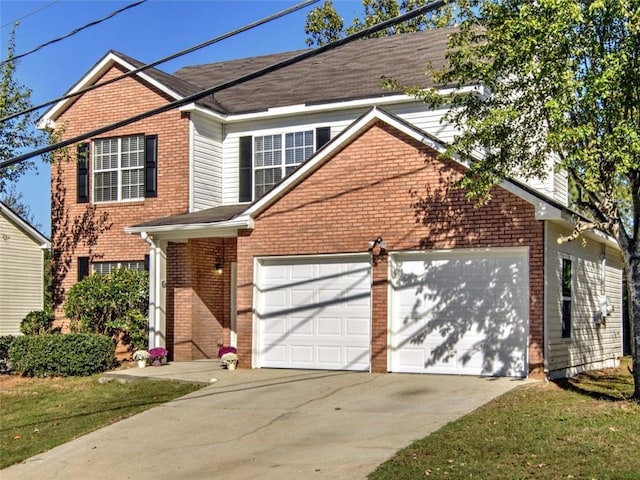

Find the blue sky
[[0, 0, 362, 236]]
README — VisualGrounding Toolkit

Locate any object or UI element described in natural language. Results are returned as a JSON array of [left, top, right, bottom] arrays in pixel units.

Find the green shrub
[[64, 268, 148, 351], [0, 335, 15, 373], [20, 309, 59, 335], [8, 334, 115, 377]]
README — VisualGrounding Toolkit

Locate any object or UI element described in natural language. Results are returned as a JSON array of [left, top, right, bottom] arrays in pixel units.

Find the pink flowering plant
[[148, 347, 168, 364]]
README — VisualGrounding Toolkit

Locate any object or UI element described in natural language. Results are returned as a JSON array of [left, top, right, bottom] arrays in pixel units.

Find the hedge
[[0, 335, 15, 373], [8, 334, 116, 377]]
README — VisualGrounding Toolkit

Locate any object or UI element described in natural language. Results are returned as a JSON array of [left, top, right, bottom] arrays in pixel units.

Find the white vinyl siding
[[191, 112, 223, 211], [219, 104, 454, 205], [545, 222, 623, 378], [93, 135, 145, 203], [0, 214, 45, 335]]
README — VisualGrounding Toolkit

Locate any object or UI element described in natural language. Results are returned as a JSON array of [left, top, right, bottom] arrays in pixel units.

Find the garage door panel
[[317, 317, 341, 336], [257, 257, 371, 371], [390, 250, 528, 377]]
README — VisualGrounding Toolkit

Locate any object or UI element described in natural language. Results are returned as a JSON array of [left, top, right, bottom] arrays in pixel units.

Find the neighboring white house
[[0, 201, 50, 335]]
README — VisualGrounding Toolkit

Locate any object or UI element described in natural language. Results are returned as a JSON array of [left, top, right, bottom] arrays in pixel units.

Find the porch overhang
[[124, 204, 252, 241]]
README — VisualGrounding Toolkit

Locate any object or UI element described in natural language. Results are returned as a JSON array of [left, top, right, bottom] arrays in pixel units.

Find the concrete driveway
[[2, 366, 525, 480]]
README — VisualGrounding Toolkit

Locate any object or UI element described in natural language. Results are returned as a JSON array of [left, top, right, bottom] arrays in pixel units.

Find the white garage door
[[390, 249, 528, 377], [256, 255, 371, 371]]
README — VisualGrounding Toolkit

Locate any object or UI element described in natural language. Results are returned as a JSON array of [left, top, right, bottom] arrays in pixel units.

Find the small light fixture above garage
[[214, 263, 223, 275], [368, 237, 387, 251]]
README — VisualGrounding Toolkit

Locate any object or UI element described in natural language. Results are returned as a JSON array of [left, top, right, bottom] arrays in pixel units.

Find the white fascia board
[[245, 107, 446, 218], [180, 95, 419, 125], [124, 214, 252, 240], [498, 180, 564, 220], [38, 52, 184, 129]]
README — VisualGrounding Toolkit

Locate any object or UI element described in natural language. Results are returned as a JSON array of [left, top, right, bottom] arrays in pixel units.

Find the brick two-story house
[[40, 28, 623, 379]]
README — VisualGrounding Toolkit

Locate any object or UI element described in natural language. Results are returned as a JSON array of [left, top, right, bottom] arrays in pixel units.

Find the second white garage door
[[256, 255, 371, 371], [389, 248, 529, 377]]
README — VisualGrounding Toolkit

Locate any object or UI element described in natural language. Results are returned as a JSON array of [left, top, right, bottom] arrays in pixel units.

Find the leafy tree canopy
[[390, 0, 639, 398], [304, 0, 460, 46], [0, 25, 42, 195]]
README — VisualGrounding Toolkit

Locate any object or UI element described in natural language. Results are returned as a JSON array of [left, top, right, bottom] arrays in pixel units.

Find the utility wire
[[0, 0, 146, 66], [1, 0, 319, 124], [1, 0, 446, 170], [1, 0, 60, 29]]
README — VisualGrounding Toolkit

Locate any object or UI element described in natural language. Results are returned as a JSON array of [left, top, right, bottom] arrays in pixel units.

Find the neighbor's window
[[93, 135, 145, 202], [254, 130, 314, 198], [561, 258, 572, 339], [93, 260, 146, 275]]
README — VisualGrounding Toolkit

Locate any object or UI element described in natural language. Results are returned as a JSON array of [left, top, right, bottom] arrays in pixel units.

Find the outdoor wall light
[[368, 237, 387, 251], [214, 263, 223, 275]]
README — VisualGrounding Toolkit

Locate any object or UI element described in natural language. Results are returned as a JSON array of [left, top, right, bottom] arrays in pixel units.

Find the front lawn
[[370, 357, 640, 479], [0, 374, 202, 469]]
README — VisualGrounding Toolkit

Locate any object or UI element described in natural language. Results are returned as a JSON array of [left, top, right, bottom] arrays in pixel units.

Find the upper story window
[[254, 131, 314, 199], [94, 135, 145, 202], [76, 135, 157, 204], [238, 127, 331, 203]]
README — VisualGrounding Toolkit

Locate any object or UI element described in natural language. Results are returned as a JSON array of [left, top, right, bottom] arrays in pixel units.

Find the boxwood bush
[[8, 333, 115, 377]]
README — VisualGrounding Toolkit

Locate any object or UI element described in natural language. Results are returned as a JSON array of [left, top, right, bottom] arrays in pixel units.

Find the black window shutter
[[144, 135, 158, 198], [78, 257, 90, 281], [144, 254, 150, 271], [77, 143, 89, 203], [239, 136, 253, 203], [315, 127, 331, 150]]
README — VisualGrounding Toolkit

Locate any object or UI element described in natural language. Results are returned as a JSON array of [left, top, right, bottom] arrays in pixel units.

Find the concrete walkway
[[2, 362, 527, 480]]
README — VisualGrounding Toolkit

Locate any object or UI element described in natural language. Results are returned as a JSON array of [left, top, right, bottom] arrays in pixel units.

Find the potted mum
[[148, 347, 168, 366], [220, 352, 239, 370], [132, 350, 149, 368]]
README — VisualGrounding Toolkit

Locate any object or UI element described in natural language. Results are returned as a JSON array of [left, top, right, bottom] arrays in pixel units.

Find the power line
[[1, 0, 446, 170], [1, 0, 319, 124], [0, 0, 147, 66], [1, 0, 60, 29]]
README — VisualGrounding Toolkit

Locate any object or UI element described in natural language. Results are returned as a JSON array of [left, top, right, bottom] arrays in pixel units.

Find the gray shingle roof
[[131, 204, 248, 228], [172, 27, 456, 115]]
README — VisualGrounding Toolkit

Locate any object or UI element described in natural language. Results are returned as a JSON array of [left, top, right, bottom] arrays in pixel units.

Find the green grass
[[370, 357, 640, 479], [0, 375, 202, 469]]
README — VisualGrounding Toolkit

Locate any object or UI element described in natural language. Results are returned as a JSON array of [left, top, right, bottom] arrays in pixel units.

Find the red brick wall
[[51, 64, 190, 325], [166, 238, 237, 361], [237, 121, 544, 375]]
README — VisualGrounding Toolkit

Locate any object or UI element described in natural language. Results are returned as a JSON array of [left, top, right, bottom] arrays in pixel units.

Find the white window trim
[[93, 135, 145, 203], [253, 129, 315, 200]]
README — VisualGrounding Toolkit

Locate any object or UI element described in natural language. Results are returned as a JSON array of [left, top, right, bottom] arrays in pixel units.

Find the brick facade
[[167, 238, 237, 361], [51, 64, 190, 325], [236, 121, 545, 375]]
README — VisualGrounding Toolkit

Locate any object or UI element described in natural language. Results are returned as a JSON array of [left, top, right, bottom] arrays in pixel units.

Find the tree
[[304, 0, 458, 46], [0, 182, 40, 228], [398, 0, 640, 398], [0, 24, 42, 195]]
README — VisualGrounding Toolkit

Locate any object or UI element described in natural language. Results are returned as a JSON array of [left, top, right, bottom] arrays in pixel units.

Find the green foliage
[[8, 333, 115, 377], [0, 24, 42, 194], [64, 268, 148, 351], [304, 0, 462, 46], [400, 0, 640, 398], [0, 335, 16, 373], [20, 309, 59, 335]]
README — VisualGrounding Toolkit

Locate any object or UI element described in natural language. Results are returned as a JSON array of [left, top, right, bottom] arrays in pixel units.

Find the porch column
[[146, 235, 167, 348]]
